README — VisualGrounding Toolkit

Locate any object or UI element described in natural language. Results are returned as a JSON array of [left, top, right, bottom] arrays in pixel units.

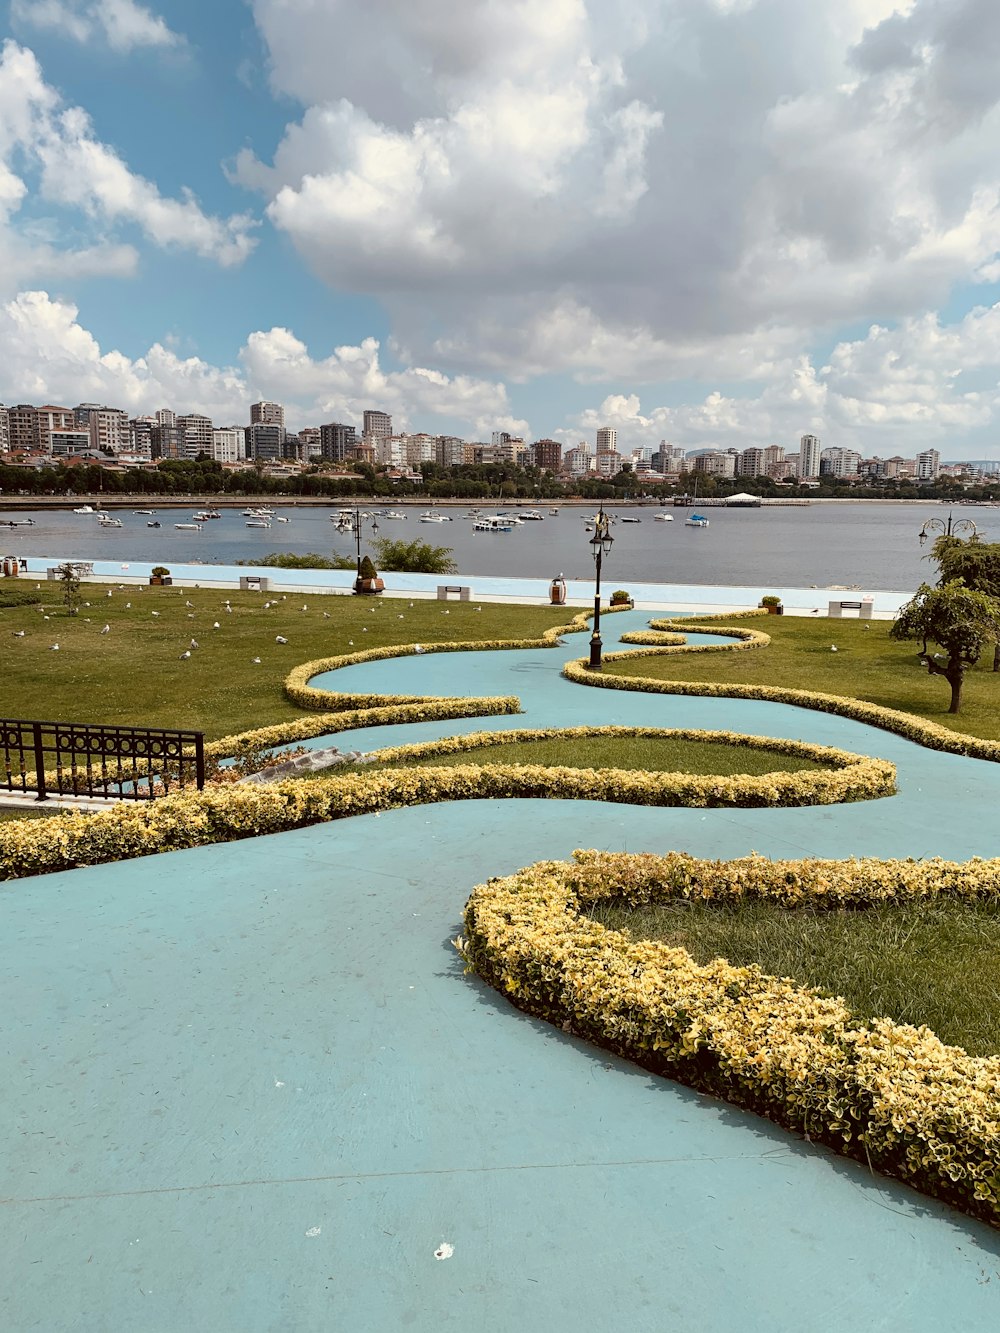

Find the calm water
[[1, 502, 995, 590]]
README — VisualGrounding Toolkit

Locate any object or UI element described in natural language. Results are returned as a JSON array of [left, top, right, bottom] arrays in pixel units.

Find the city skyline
[[3, 3, 1000, 455]]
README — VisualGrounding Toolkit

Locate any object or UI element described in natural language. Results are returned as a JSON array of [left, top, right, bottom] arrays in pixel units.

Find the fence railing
[[0, 719, 205, 802]]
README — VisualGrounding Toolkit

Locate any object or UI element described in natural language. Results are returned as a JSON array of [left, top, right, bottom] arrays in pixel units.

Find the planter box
[[149, 576, 172, 586], [354, 577, 385, 596]]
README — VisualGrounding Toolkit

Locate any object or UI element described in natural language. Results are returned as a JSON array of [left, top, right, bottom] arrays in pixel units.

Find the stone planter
[[354, 577, 385, 596]]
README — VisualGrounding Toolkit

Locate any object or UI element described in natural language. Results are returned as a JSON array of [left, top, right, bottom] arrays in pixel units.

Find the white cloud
[[0, 291, 523, 438], [0, 41, 255, 280], [236, 0, 1000, 383], [11, 0, 181, 53]]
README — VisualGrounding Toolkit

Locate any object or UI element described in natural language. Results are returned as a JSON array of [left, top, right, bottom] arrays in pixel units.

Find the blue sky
[[2, 0, 1000, 457]]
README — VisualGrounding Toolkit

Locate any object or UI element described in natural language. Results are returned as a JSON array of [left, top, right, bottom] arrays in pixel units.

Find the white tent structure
[[725, 492, 762, 507]]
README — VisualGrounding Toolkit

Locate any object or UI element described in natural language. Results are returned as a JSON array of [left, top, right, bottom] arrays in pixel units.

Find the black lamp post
[[349, 506, 379, 576], [918, 513, 978, 546], [586, 505, 614, 670]]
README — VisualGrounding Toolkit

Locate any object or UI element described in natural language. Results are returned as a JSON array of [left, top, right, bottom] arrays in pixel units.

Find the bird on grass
[[125, 602, 130, 609], [301, 605, 308, 612], [50, 643, 59, 650], [189, 639, 199, 649], [179, 650, 191, 660], [185, 600, 193, 608], [225, 605, 232, 613], [106, 590, 112, 598], [323, 611, 330, 618], [251, 656, 261, 664], [263, 601, 271, 610], [100, 624, 110, 634], [830, 645, 838, 652], [275, 635, 288, 644], [11, 630, 25, 637], [213, 621, 220, 629], [151, 611, 160, 617]]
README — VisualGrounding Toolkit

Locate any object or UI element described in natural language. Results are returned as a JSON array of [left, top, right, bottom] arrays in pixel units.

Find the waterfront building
[[404, 433, 437, 466], [562, 445, 592, 477], [129, 417, 155, 458], [363, 410, 392, 445], [155, 408, 176, 428], [916, 449, 941, 481], [737, 447, 765, 476], [436, 435, 465, 467], [532, 438, 562, 472], [49, 429, 92, 456], [596, 426, 617, 454], [251, 400, 285, 430], [820, 447, 861, 478], [177, 413, 214, 460], [595, 450, 622, 477], [798, 434, 821, 478], [298, 427, 321, 459], [151, 423, 185, 459], [319, 421, 358, 464], [245, 422, 284, 462], [694, 451, 736, 477], [0, 404, 8, 452], [212, 426, 246, 464]]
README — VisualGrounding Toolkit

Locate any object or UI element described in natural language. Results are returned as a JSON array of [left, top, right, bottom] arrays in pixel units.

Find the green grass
[[370, 735, 825, 775], [2, 586, 570, 741], [611, 616, 1000, 741], [0, 806, 68, 821], [594, 899, 1000, 1057]]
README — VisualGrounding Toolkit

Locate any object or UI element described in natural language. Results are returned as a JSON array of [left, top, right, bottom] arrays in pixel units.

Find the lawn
[[1, 584, 570, 740], [609, 614, 1000, 741], [370, 734, 826, 776], [594, 898, 1000, 1058]]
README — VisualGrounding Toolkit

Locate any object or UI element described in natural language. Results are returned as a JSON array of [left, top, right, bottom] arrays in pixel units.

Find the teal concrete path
[[3, 612, 1000, 1331]]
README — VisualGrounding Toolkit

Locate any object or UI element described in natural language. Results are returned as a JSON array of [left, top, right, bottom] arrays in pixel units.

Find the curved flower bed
[[459, 851, 1000, 1228], [618, 623, 770, 651]]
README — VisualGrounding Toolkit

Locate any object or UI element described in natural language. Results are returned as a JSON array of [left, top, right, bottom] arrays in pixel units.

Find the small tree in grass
[[55, 562, 82, 617], [931, 535, 1000, 670], [890, 580, 1000, 713]]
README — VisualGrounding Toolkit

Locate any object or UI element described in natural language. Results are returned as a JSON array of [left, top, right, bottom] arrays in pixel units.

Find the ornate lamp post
[[919, 513, 978, 546], [586, 505, 615, 670]]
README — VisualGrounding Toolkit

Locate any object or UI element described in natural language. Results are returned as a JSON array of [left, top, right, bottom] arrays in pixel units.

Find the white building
[[212, 427, 245, 464], [595, 450, 622, 477], [596, 427, 617, 454], [737, 447, 765, 477], [798, 434, 821, 478], [436, 435, 466, 467], [916, 449, 941, 481], [820, 447, 861, 478], [562, 445, 592, 477], [694, 451, 736, 477]]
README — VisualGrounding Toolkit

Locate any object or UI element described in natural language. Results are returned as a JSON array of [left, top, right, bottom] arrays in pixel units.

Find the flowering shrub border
[[371, 724, 895, 806], [458, 851, 1000, 1228], [618, 623, 771, 651]]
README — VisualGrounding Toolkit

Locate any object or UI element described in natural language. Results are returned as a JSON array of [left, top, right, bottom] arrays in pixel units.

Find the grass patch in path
[[611, 615, 1000, 741], [595, 899, 1000, 1057], [370, 735, 826, 776], [1, 587, 569, 741]]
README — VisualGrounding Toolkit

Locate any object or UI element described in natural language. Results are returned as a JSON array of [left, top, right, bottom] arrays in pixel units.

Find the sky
[[3, 0, 1000, 458]]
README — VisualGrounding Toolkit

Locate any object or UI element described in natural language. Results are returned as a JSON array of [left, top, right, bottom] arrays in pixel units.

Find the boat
[[174, 522, 203, 530], [246, 519, 271, 529], [654, 513, 675, 522], [243, 507, 273, 517], [549, 508, 559, 516], [192, 512, 214, 521], [473, 517, 513, 533], [98, 516, 123, 528], [275, 515, 289, 522], [685, 512, 710, 528], [73, 504, 95, 514], [134, 509, 154, 515], [517, 510, 544, 521], [419, 512, 452, 523], [147, 520, 161, 528], [621, 517, 641, 524], [383, 510, 407, 520]]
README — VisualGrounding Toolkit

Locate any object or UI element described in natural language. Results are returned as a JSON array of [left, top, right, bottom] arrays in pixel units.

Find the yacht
[[419, 512, 452, 523], [685, 512, 710, 528], [133, 509, 155, 515], [518, 510, 544, 521], [654, 513, 675, 522], [383, 510, 407, 520], [620, 516, 641, 524], [98, 515, 123, 528], [147, 520, 161, 528], [174, 522, 202, 530], [73, 504, 95, 514], [246, 518, 271, 529]]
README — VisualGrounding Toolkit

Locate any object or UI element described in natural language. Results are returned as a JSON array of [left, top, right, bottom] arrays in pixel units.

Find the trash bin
[[550, 574, 567, 605]]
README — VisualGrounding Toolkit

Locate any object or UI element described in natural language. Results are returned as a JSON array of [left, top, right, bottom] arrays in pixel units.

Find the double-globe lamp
[[587, 505, 615, 671]]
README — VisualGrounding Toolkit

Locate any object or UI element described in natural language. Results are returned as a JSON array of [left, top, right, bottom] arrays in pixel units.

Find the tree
[[930, 534, 1000, 670], [372, 537, 457, 574], [55, 562, 83, 617], [890, 580, 1000, 713]]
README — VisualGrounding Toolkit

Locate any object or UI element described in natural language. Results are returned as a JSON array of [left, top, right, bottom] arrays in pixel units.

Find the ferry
[[473, 516, 513, 533]]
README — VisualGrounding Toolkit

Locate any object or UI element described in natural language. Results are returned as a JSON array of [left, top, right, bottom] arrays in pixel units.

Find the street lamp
[[918, 513, 979, 546], [586, 504, 615, 670], [347, 506, 379, 576]]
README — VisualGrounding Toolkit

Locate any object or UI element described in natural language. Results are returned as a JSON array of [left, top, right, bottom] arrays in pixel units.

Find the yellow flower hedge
[[618, 623, 770, 651], [458, 851, 1000, 1227], [0, 730, 894, 881]]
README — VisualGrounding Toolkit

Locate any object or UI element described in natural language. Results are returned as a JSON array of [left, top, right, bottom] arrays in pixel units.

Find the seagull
[[185, 600, 193, 608], [830, 645, 838, 652], [442, 609, 450, 615], [101, 624, 110, 634], [189, 638, 199, 649], [263, 601, 271, 609], [323, 611, 331, 618], [475, 607, 481, 612], [11, 630, 24, 637], [414, 644, 425, 654], [125, 602, 131, 609], [43, 615, 50, 620], [362, 626, 368, 632], [348, 639, 354, 645], [398, 614, 404, 619], [251, 656, 261, 664], [275, 635, 288, 644], [301, 605, 308, 611], [225, 605, 232, 613], [50, 643, 59, 650], [213, 621, 220, 629], [179, 650, 191, 660], [106, 590, 113, 598], [151, 611, 160, 617]]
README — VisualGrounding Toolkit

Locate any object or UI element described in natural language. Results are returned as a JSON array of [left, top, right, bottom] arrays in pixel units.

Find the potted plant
[[150, 565, 172, 587], [610, 589, 633, 607], [760, 594, 783, 615], [354, 555, 384, 596]]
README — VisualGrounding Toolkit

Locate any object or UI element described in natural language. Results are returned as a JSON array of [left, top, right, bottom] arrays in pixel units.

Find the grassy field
[[612, 615, 1000, 740], [594, 899, 1000, 1057], [1, 584, 569, 740], [370, 734, 826, 775]]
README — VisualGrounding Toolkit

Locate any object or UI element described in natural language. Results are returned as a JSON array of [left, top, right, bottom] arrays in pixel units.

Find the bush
[[372, 537, 457, 574], [241, 552, 349, 570], [150, 566, 170, 578], [358, 555, 379, 581], [0, 584, 42, 608], [760, 595, 782, 607]]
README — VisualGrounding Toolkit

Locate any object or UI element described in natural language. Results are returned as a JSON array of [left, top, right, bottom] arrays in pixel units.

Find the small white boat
[[147, 520, 161, 528], [549, 508, 559, 516], [474, 517, 513, 533], [685, 513, 710, 528], [175, 522, 202, 530], [275, 515, 289, 522], [654, 513, 675, 522], [518, 510, 544, 521], [134, 509, 154, 515], [98, 516, 123, 528], [383, 510, 407, 520], [419, 512, 451, 523], [246, 519, 271, 529], [621, 517, 641, 524], [73, 504, 95, 514], [193, 512, 214, 521]]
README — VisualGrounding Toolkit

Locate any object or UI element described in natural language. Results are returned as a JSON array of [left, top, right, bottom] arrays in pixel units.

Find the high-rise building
[[212, 427, 245, 464], [0, 404, 8, 452], [298, 427, 321, 458], [49, 429, 92, 456], [363, 410, 392, 444], [251, 400, 285, 429], [694, 451, 736, 477], [405, 433, 437, 466], [532, 438, 562, 472], [737, 447, 765, 477], [151, 423, 184, 460], [7, 405, 37, 453], [916, 449, 941, 481], [245, 423, 284, 462], [595, 450, 622, 477], [130, 418, 155, 458], [596, 427, 617, 454], [155, 408, 176, 428], [32, 405, 75, 451], [319, 421, 358, 463], [798, 434, 821, 479], [436, 435, 465, 467], [177, 413, 214, 459], [89, 407, 131, 454], [820, 447, 861, 478], [562, 445, 591, 477]]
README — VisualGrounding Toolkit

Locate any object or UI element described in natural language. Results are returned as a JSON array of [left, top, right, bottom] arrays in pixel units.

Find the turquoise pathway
[[3, 611, 1000, 1331]]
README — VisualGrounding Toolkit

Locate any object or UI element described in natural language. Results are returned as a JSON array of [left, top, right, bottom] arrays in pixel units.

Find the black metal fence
[[0, 719, 205, 802]]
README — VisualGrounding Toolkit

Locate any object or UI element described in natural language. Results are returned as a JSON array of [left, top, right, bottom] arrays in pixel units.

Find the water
[[1, 501, 995, 590]]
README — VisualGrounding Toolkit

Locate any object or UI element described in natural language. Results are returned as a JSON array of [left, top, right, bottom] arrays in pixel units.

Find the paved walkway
[[3, 612, 1000, 1331]]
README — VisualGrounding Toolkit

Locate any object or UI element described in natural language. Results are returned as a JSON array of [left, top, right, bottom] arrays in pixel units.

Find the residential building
[[0, 404, 8, 452], [251, 400, 285, 430], [36, 405, 76, 451], [820, 447, 861, 478], [298, 427, 321, 458], [88, 407, 131, 455], [73, 403, 104, 429], [212, 427, 246, 465], [7, 406, 35, 453], [562, 445, 592, 477], [404, 433, 437, 466], [596, 427, 617, 455], [49, 429, 93, 456], [532, 438, 562, 472], [151, 423, 185, 460], [916, 449, 941, 482], [737, 447, 765, 477], [762, 445, 785, 471], [245, 422, 284, 462], [129, 417, 155, 458], [155, 408, 176, 428], [595, 450, 622, 477], [436, 435, 465, 467], [363, 410, 392, 447], [798, 434, 821, 479], [375, 434, 406, 468], [694, 451, 736, 477], [177, 413, 214, 459], [319, 421, 358, 464]]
